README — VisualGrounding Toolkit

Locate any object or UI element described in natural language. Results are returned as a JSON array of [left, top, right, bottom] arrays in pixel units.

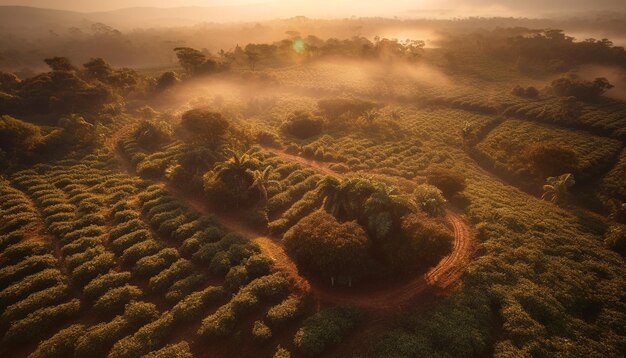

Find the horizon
[[0, 0, 625, 20]]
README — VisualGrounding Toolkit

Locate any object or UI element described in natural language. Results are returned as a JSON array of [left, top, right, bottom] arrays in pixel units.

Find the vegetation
[[0, 13, 624, 358]]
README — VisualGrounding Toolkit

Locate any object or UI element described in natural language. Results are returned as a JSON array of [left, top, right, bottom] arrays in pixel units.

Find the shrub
[[252, 320, 272, 341], [108, 312, 175, 358], [93, 285, 143, 315], [74, 301, 159, 358], [133, 248, 180, 277], [293, 305, 362, 356], [134, 120, 172, 150], [2, 299, 81, 345], [1, 284, 68, 324], [110, 229, 151, 254], [170, 286, 225, 323], [0, 268, 64, 308], [426, 168, 466, 198], [121, 240, 162, 264], [273, 345, 291, 358], [84, 271, 131, 300], [281, 111, 323, 139], [1, 241, 49, 265], [143, 341, 193, 358], [71, 252, 116, 286], [29, 324, 85, 358], [604, 225, 626, 257], [148, 259, 194, 292], [165, 273, 206, 303], [0, 254, 57, 288], [267, 297, 304, 326]]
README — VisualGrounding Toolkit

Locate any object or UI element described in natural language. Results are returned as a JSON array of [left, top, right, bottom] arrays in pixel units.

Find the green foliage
[[281, 111, 324, 139], [143, 341, 193, 358], [74, 301, 159, 357], [284, 211, 370, 282], [2, 299, 81, 345], [413, 184, 446, 217], [29, 324, 86, 358], [180, 109, 230, 148], [252, 320, 273, 341], [604, 225, 626, 257], [267, 297, 304, 326], [93, 285, 143, 315], [83, 271, 131, 300], [293, 305, 362, 356]]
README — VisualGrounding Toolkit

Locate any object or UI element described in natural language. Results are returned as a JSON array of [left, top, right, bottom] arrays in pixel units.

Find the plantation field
[[1, 27, 626, 358], [474, 119, 623, 182]]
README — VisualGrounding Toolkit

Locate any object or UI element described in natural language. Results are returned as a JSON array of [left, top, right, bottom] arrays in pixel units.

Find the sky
[[0, 0, 624, 17]]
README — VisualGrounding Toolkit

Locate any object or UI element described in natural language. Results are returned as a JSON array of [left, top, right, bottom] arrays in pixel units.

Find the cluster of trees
[[0, 113, 102, 168], [0, 56, 149, 120], [505, 30, 626, 73], [284, 176, 455, 285], [550, 74, 614, 101]]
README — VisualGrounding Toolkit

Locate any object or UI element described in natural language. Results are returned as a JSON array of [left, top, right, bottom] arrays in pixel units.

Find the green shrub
[[71, 252, 116, 286], [148, 259, 194, 292], [0, 254, 57, 287], [74, 301, 159, 357], [93, 285, 143, 315], [2, 299, 81, 345], [28, 324, 85, 358], [293, 305, 362, 356], [133, 248, 179, 277], [143, 341, 193, 358], [1, 241, 49, 265], [0, 268, 64, 308], [171, 286, 225, 323], [110, 229, 151, 254], [252, 320, 272, 341], [84, 271, 131, 300], [281, 111, 324, 139], [122, 240, 162, 264], [165, 273, 205, 303], [1, 284, 68, 324], [267, 297, 304, 327], [108, 312, 175, 358]]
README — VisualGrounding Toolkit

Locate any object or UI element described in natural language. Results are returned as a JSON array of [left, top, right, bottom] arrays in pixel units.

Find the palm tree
[[364, 185, 417, 240], [212, 149, 259, 207], [316, 177, 377, 221], [541, 173, 575, 203], [360, 109, 379, 126], [247, 165, 281, 204]]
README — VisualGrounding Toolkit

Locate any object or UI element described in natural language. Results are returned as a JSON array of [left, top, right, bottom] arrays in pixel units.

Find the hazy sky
[[0, 0, 624, 16]]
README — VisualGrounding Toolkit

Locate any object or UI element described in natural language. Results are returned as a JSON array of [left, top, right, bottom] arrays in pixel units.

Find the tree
[[413, 184, 446, 217], [0, 115, 43, 161], [204, 150, 260, 208], [284, 211, 370, 286], [281, 111, 323, 139], [524, 142, 578, 177], [134, 119, 172, 150], [180, 109, 230, 149], [363, 185, 417, 241], [173, 47, 224, 76], [426, 169, 466, 198], [44, 57, 76, 72], [155, 71, 179, 92], [541, 173, 575, 203], [247, 166, 281, 205]]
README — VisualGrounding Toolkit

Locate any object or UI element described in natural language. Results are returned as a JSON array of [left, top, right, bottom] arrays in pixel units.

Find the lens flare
[[292, 38, 306, 54]]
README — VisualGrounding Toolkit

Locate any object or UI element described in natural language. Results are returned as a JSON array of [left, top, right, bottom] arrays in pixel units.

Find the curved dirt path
[[109, 128, 473, 311]]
